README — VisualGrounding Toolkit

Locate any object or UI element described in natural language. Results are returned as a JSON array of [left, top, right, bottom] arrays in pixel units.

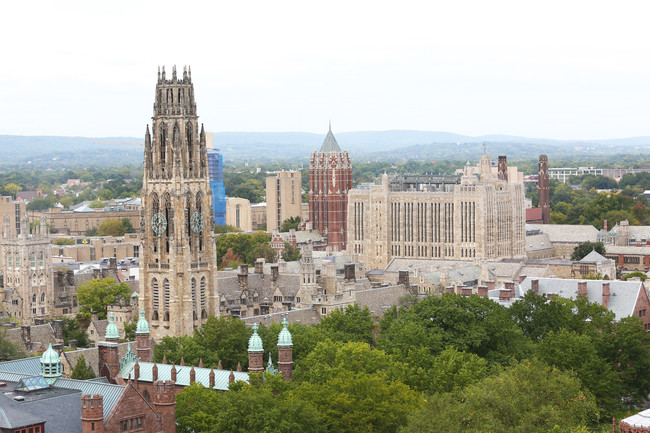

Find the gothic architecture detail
[[348, 154, 526, 269], [139, 66, 219, 340], [309, 125, 353, 252], [538, 154, 550, 224], [0, 214, 53, 322]]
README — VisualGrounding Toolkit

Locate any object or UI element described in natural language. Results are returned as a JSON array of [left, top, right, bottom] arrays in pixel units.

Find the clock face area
[[190, 211, 204, 233], [152, 212, 167, 235]]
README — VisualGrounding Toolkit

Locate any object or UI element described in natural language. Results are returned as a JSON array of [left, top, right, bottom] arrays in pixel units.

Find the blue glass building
[[207, 148, 226, 226]]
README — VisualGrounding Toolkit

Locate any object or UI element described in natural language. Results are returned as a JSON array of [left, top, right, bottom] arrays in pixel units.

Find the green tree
[[88, 199, 104, 209], [0, 329, 27, 361], [76, 277, 130, 319], [4, 183, 21, 198], [402, 360, 599, 433], [54, 238, 76, 246], [571, 241, 606, 261], [61, 317, 90, 348], [99, 189, 114, 200], [70, 355, 96, 380], [281, 241, 302, 262], [246, 243, 277, 265], [214, 224, 241, 234], [59, 196, 74, 209], [85, 227, 98, 236], [26, 197, 54, 211], [317, 304, 375, 346], [121, 218, 135, 233], [96, 219, 129, 236], [123, 321, 137, 341], [280, 216, 301, 232]]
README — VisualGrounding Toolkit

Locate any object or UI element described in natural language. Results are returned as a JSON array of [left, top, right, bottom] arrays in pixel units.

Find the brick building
[[309, 125, 353, 252]]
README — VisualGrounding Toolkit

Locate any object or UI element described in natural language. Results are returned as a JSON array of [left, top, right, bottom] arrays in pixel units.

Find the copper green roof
[[277, 316, 292, 347], [105, 312, 120, 340], [40, 344, 62, 385], [120, 361, 248, 391], [248, 323, 264, 353], [135, 308, 149, 335]]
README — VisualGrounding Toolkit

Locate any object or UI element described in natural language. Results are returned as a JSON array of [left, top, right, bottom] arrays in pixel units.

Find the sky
[[1, 0, 650, 140]]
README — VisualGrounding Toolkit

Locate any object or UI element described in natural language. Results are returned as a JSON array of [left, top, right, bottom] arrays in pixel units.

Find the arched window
[[191, 278, 197, 313], [152, 278, 159, 311], [15, 254, 20, 269], [30, 253, 35, 268], [163, 278, 170, 315], [38, 252, 44, 268], [41, 293, 45, 303], [7, 254, 12, 269], [32, 294, 36, 303], [200, 276, 206, 318]]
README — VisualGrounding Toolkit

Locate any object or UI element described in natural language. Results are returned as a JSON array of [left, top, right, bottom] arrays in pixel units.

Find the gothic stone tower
[[309, 125, 353, 252], [1, 214, 54, 323], [538, 155, 550, 224], [140, 66, 219, 340]]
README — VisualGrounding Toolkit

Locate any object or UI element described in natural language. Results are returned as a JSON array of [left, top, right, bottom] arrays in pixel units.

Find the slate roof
[[218, 273, 301, 304], [525, 232, 554, 252], [90, 320, 109, 338], [4, 323, 57, 354], [605, 245, 650, 255], [529, 224, 599, 243], [422, 265, 482, 286], [385, 258, 467, 273], [580, 250, 610, 263], [319, 127, 341, 152], [243, 307, 322, 326], [611, 224, 650, 242], [519, 278, 644, 321], [0, 403, 45, 429], [353, 284, 409, 316], [120, 361, 249, 391]]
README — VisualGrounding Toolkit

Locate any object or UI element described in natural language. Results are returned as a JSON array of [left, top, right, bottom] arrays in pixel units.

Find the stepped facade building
[[308, 126, 353, 252], [348, 154, 526, 269], [139, 66, 219, 340]]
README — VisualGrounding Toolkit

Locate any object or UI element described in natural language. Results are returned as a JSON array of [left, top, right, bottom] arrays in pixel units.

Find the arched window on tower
[[30, 253, 35, 268], [41, 293, 45, 303], [200, 276, 206, 318], [7, 253, 12, 269], [38, 252, 44, 268], [32, 294, 36, 303], [191, 278, 197, 320], [152, 278, 159, 321], [196, 192, 203, 251], [163, 278, 170, 321]]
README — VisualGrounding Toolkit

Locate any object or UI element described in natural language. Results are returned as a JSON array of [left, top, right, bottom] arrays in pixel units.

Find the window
[[120, 417, 143, 431], [30, 253, 36, 268], [38, 252, 44, 267], [321, 307, 327, 314]]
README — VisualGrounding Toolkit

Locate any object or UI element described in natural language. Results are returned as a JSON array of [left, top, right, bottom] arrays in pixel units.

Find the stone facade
[[309, 126, 353, 252], [226, 197, 252, 232], [538, 155, 550, 224], [0, 214, 54, 323], [28, 207, 140, 237], [139, 66, 219, 340], [266, 171, 302, 231], [348, 154, 526, 269]]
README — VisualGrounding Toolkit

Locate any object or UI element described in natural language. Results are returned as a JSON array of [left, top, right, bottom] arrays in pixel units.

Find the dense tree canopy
[[76, 277, 130, 319], [571, 241, 606, 261]]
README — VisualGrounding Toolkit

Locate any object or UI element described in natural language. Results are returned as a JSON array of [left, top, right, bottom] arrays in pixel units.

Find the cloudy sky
[[1, 0, 649, 140]]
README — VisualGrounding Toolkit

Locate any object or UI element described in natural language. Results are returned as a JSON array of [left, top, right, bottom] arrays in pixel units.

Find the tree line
[[165, 293, 648, 433]]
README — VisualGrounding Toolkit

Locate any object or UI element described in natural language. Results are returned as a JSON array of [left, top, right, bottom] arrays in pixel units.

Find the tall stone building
[[139, 66, 219, 340], [348, 154, 526, 269], [309, 125, 353, 251], [0, 214, 54, 322], [538, 154, 550, 224], [266, 171, 302, 231]]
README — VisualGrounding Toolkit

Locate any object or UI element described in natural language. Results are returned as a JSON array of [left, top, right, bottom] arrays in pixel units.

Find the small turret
[[136, 308, 151, 362], [248, 323, 264, 373], [277, 316, 293, 381], [41, 343, 62, 385], [152, 380, 176, 433], [105, 312, 120, 341], [81, 394, 104, 433]]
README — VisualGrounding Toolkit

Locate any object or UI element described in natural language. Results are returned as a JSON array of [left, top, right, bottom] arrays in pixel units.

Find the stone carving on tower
[[139, 66, 219, 340]]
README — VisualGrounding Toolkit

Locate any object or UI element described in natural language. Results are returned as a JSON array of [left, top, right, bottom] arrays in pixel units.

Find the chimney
[[271, 265, 279, 283], [152, 381, 176, 433], [445, 286, 455, 294], [21, 326, 31, 352], [189, 366, 195, 384], [477, 285, 488, 297], [518, 274, 527, 283], [209, 369, 215, 388], [91, 311, 99, 322], [531, 279, 539, 294], [547, 293, 554, 300], [66, 269, 74, 286], [69, 339, 78, 350], [459, 285, 472, 297], [81, 394, 104, 433], [57, 270, 65, 286], [170, 365, 177, 382], [500, 282, 515, 301], [238, 266, 248, 291], [398, 270, 410, 288], [577, 281, 588, 297], [344, 264, 356, 282], [53, 319, 64, 343], [152, 363, 158, 382], [604, 220, 608, 232], [255, 259, 264, 278], [53, 343, 64, 355], [602, 282, 611, 308], [486, 280, 495, 292]]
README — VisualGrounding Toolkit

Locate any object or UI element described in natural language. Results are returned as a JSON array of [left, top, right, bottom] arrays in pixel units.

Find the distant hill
[[3, 131, 650, 166]]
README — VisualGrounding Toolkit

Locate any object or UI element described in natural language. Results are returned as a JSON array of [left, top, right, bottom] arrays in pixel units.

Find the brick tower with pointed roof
[[308, 124, 353, 252]]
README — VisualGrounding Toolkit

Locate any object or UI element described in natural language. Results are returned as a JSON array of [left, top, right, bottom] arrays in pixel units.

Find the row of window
[[7, 252, 45, 269], [120, 417, 143, 432]]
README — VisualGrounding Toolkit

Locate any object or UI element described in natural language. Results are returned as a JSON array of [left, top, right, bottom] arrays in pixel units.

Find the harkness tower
[[139, 66, 219, 340]]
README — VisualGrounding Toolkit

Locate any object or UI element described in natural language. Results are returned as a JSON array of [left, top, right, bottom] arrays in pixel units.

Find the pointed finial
[[198, 358, 204, 368], [217, 360, 223, 370], [162, 355, 167, 364], [180, 357, 185, 366], [236, 362, 242, 372], [229, 369, 235, 383]]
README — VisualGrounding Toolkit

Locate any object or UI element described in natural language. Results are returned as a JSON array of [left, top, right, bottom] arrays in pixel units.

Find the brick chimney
[[66, 269, 74, 286], [81, 394, 104, 433], [21, 325, 31, 352], [486, 280, 495, 292], [531, 279, 539, 294], [604, 219, 608, 231], [445, 286, 455, 294], [152, 380, 176, 433], [518, 274, 527, 283], [69, 339, 77, 350], [477, 285, 488, 297], [578, 281, 588, 297], [398, 270, 410, 288], [255, 259, 264, 278], [344, 264, 356, 282], [602, 282, 611, 308], [271, 265, 279, 284], [53, 319, 64, 343], [238, 265, 249, 291], [460, 285, 472, 297]]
